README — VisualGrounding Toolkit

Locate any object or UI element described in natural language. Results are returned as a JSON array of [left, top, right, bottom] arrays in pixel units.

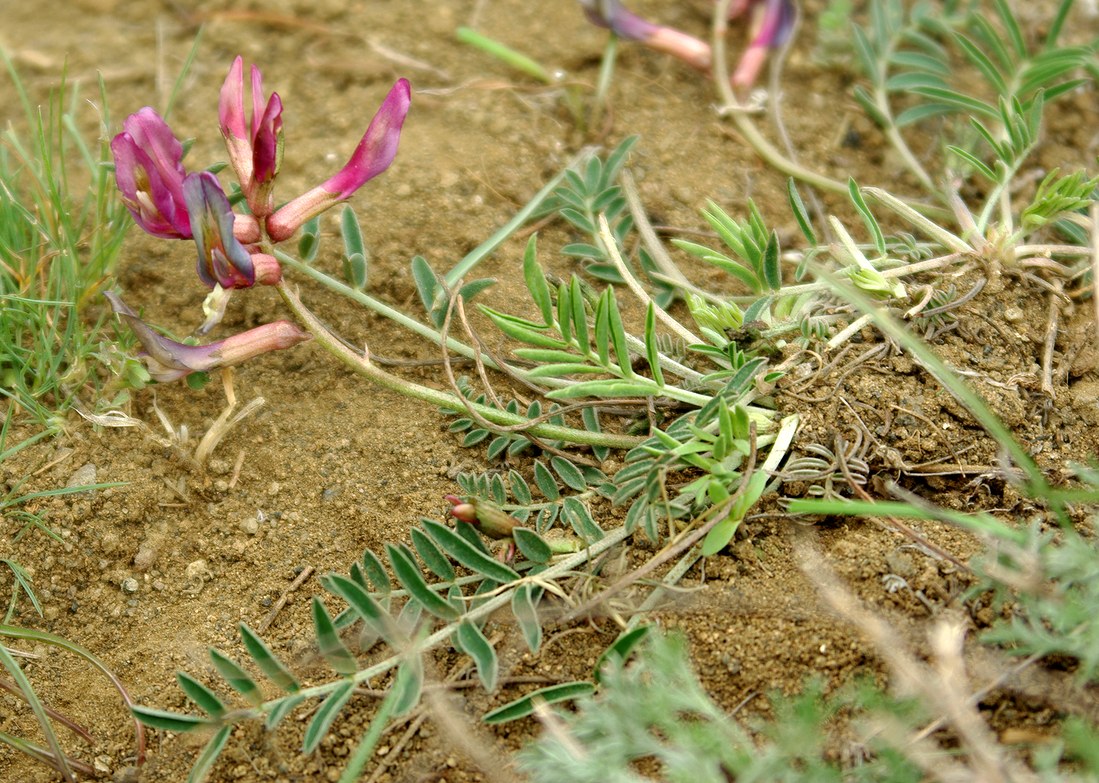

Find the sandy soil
[[1, 1, 1098, 781]]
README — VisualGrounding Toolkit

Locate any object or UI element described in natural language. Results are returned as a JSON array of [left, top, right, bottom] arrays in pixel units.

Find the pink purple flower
[[105, 291, 310, 382], [111, 108, 192, 239], [266, 79, 411, 242], [219, 56, 284, 218]]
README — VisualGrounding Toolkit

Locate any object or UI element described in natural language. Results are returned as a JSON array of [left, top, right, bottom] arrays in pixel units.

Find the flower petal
[[184, 172, 255, 289], [319, 78, 411, 199]]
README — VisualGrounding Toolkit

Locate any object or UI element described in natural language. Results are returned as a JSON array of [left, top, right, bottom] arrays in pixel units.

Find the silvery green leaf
[[563, 497, 603, 541], [311, 598, 358, 676], [239, 623, 299, 693], [265, 694, 305, 730], [187, 724, 232, 783], [455, 620, 498, 692], [391, 656, 424, 716], [522, 235, 554, 324], [421, 519, 519, 584], [513, 528, 552, 564], [509, 470, 532, 505], [302, 680, 355, 754], [325, 573, 399, 645], [411, 527, 456, 581], [386, 544, 460, 621], [533, 460, 560, 501], [551, 456, 587, 491], [511, 583, 544, 652], [482, 681, 594, 724], [133, 705, 210, 732], [175, 672, 225, 718], [208, 648, 262, 706]]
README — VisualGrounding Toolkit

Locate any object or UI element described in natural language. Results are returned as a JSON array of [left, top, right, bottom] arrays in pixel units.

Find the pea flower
[[580, 0, 710, 71], [105, 291, 310, 382], [111, 108, 192, 239], [185, 171, 281, 289], [578, 0, 796, 89], [732, 0, 796, 88], [265, 78, 411, 242], [218, 56, 284, 218]]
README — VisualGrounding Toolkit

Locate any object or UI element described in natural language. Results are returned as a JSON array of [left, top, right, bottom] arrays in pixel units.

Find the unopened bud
[[444, 495, 519, 539]]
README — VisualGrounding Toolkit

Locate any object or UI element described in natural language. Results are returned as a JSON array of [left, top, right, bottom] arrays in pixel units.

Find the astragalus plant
[[100, 0, 1099, 780]]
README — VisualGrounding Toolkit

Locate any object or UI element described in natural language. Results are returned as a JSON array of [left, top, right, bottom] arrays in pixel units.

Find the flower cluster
[[579, 0, 795, 89], [108, 57, 411, 381]]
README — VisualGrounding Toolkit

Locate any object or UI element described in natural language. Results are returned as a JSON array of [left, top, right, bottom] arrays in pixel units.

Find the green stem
[[276, 282, 642, 450]]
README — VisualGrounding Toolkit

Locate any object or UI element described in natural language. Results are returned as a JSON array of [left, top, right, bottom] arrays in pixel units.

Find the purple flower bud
[[266, 79, 411, 242], [111, 108, 192, 239], [105, 291, 310, 382], [219, 56, 284, 218], [184, 172, 257, 289]]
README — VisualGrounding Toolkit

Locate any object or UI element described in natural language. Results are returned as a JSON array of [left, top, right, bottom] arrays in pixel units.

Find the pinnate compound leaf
[[176, 672, 225, 719], [455, 620, 499, 692], [303, 680, 355, 754], [482, 681, 595, 724], [239, 623, 299, 693], [421, 519, 519, 583], [386, 544, 461, 620], [209, 648, 263, 706], [311, 597, 359, 676]]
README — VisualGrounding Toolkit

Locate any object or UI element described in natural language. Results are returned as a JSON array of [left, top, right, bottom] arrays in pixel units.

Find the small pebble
[[121, 578, 139, 594], [66, 463, 97, 490], [239, 517, 259, 535], [133, 543, 159, 572]]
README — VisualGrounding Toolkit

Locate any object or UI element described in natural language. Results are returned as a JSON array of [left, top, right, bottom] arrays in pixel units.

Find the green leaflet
[[239, 623, 299, 694], [387, 544, 461, 621], [302, 680, 355, 754], [483, 681, 595, 724]]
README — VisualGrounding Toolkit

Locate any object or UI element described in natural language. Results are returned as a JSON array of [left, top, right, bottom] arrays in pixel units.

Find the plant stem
[[276, 282, 642, 450]]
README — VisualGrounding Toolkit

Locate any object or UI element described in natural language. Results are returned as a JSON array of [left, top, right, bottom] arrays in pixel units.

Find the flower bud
[[444, 495, 519, 539]]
